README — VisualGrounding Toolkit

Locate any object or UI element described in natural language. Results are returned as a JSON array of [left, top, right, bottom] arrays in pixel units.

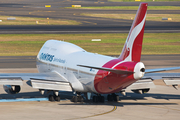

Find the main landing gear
[[107, 93, 119, 102], [71, 92, 84, 103], [92, 95, 105, 103], [48, 91, 61, 102], [48, 95, 61, 102], [39, 89, 61, 102]]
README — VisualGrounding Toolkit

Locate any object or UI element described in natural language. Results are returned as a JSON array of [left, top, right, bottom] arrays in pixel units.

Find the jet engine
[[3, 85, 21, 94]]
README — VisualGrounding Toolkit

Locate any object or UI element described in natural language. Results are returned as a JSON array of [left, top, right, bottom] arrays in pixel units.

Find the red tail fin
[[119, 3, 148, 62]]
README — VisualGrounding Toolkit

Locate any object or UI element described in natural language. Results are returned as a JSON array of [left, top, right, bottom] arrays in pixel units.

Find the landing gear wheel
[[49, 95, 55, 102], [99, 96, 105, 103], [112, 95, 119, 102], [55, 95, 61, 102], [93, 96, 98, 103], [116, 95, 119, 102], [78, 96, 84, 102], [93, 96, 96, 102], [71, 96, 78, 103], [92, 95, 104, 103], [107, 94, 113, 102]]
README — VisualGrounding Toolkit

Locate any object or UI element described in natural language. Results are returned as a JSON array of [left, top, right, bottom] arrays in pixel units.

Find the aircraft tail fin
[[118, 3, 148, 62]]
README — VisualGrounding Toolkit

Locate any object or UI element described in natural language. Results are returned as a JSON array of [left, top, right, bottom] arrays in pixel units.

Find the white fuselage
[[36, 40, 114, 93]]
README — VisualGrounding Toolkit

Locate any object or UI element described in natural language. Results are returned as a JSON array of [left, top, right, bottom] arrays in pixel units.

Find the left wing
[[0, 72, 73, 92]]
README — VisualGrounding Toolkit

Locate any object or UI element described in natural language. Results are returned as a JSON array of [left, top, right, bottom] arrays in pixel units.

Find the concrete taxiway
[[0, 55, 180, 119], [0, 75, 180, 120]]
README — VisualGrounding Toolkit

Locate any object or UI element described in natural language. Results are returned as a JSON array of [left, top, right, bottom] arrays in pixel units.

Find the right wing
[[143, 72, 180, 88], [125, 73, 180, 93]]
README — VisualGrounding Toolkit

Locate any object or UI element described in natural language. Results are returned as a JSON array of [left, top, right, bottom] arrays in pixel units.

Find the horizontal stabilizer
[[145, 66, 180, 73], [77, 64, 134, 74]]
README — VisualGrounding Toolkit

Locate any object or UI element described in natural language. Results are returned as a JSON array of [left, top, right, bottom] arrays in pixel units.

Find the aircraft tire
[[116, 95, 119, 102], [99, 96, 104, 103], [71, 96, 78, 103], [113, 95, 119, 102], [107, 94, 113, 102], [49, 95, 55, 102], [78, 96, 84, 102], [55, 95, 61, 102], [93, 96, 98, 103]]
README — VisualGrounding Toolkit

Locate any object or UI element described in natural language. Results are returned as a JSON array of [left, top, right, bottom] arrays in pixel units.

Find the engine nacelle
[[3, 85, 21, 94], [132, 88, 150, 94]]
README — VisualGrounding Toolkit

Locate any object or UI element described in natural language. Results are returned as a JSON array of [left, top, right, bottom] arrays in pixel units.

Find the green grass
[[0, 16, 81, 25], [81, 13, 180, 22], [0, 33, 179, 56], [67, 6, 180, 10]]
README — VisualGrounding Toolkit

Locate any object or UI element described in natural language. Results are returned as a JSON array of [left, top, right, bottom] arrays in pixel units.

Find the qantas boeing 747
[[1, 3, 180, 102]]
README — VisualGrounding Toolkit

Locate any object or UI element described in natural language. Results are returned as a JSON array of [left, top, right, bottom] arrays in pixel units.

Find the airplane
[[0, 3, 180, 102]]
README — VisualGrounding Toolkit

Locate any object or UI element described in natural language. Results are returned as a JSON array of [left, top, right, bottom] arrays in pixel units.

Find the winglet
[[119, 3, 148, 62]]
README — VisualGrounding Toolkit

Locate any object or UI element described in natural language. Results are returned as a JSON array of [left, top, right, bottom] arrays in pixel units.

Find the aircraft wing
[[145, 67, 180, 73], [143, 72, 180, 89], [125, 73, 180, 92], [0, 72, 72, 92]]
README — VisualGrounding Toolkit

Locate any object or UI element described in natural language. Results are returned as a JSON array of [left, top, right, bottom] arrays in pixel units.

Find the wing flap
[[0, 78, 23, 85], [126, 79, 155, 90], [163, 78, 180, 86], [30, 78, 72, 92]]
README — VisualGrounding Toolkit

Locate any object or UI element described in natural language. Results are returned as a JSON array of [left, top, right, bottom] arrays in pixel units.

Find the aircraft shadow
[[0, 91, 73, 99], [59, 102, 177, 107], [0, 91, 180, 105]]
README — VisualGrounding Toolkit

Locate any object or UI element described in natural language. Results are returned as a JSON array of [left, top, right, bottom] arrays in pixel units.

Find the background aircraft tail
[[118, 3, 148, 62]]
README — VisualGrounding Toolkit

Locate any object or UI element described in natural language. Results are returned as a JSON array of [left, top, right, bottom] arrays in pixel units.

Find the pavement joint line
[[143, 105, 180, 111], [66, 103, 117, 120]]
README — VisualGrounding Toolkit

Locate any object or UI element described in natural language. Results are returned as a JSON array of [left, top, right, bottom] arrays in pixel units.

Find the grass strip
[[0, 33, 179, 56], [0, 16, 81, 25]]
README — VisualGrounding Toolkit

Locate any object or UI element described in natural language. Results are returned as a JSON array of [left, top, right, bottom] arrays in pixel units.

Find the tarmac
[[0, 55, 179, 120], [0, 78, 179, 120]]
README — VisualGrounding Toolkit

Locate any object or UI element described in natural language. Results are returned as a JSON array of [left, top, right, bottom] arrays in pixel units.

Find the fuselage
[[36, 40, 145, 94]]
